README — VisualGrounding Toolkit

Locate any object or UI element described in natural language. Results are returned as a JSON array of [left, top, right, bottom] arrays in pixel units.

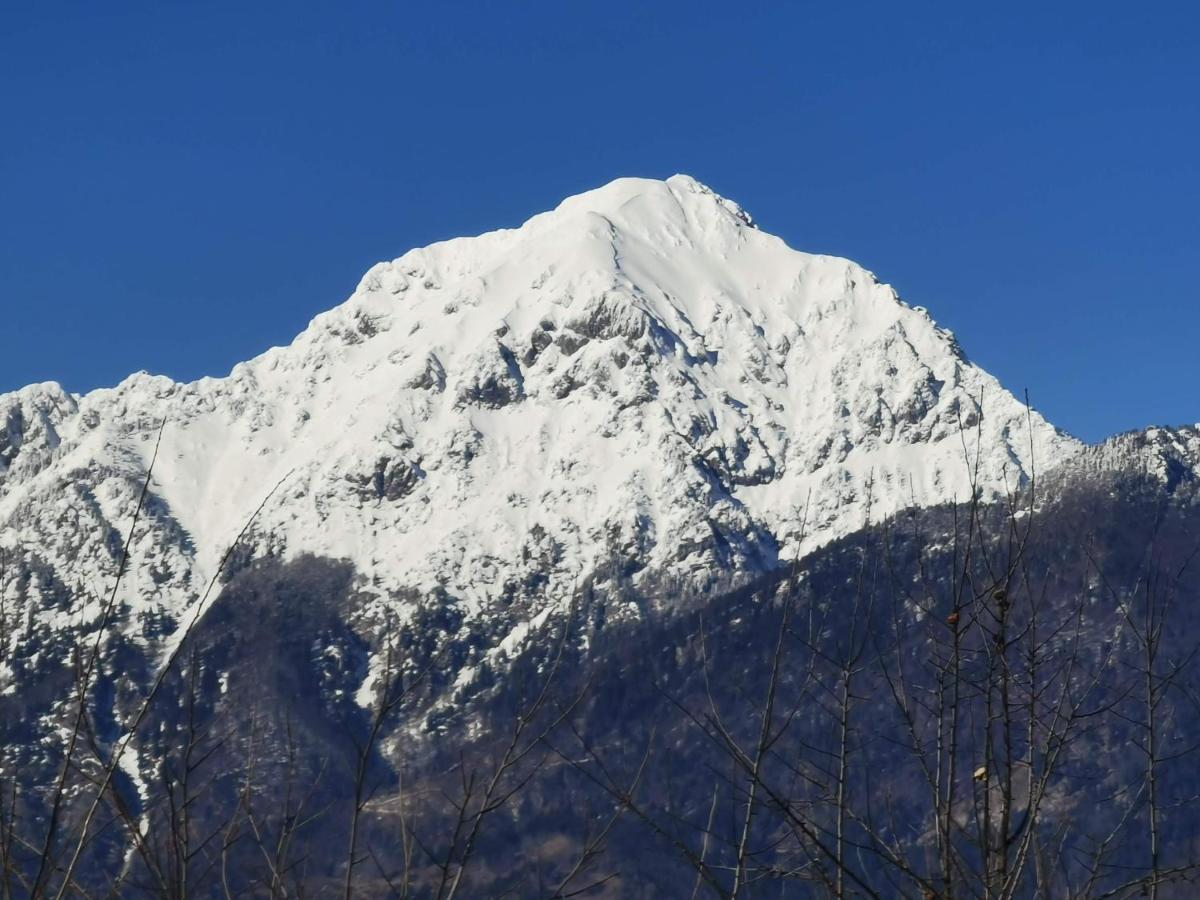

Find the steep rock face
[[0, 383, 77, 483], [0, 176, 1079, 687]]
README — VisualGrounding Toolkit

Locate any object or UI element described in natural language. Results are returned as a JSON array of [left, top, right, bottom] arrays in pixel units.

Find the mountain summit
[[0, 175, 1078, 666]]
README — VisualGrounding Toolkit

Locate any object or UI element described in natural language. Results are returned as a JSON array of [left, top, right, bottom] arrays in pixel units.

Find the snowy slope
[[0, 175, 1081, 675]]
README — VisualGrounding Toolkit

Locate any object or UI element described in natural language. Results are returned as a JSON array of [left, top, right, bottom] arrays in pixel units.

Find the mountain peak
[[0, 178, 1081, 669], [542, 174, 756, 232]]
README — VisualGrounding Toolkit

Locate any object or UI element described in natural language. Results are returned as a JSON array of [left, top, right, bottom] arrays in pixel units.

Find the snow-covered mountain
[[0, 175, 1080, 679]]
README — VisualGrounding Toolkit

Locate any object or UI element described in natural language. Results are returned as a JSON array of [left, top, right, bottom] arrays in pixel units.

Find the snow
[[0, 174, 1083, 689]]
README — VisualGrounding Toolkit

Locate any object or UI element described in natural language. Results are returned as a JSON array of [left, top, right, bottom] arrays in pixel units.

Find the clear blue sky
[[2, 2, 1197, 442]]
